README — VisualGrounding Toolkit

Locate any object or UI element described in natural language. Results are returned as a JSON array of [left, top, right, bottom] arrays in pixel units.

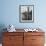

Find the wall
[[0, 0, 46, 29]]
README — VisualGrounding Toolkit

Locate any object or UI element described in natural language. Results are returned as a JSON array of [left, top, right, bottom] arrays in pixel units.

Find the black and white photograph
[[19, 5, 34, 23]]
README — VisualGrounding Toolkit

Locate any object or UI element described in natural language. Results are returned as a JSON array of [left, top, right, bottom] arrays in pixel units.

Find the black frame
[[19, 5, 34, 23]]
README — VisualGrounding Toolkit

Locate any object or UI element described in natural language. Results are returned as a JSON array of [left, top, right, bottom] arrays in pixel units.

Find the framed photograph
[[19, 5, 34, 23]]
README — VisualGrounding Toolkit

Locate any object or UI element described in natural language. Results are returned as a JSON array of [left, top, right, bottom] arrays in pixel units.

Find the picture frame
[[19, 5, 34, 23]]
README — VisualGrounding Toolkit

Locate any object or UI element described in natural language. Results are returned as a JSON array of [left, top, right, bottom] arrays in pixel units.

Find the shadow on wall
[[0, 24, 7, 43]]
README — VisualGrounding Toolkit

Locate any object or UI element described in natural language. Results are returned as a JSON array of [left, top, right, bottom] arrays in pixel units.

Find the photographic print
[[19, 5, 34, 23]]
